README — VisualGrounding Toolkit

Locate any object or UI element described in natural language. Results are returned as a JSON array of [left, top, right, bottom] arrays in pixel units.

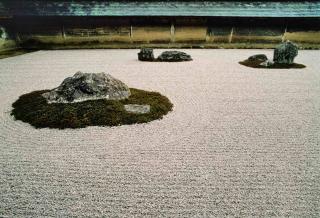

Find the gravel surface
[[0, 49, 319, 217]]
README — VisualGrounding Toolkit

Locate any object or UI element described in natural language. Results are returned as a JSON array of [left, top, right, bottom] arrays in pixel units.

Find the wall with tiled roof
[[0, 1, 319, 17]]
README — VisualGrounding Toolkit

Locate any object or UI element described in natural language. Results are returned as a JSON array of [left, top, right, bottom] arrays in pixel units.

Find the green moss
[[239, 59, 306, 69], [11, 88, 173, 129]]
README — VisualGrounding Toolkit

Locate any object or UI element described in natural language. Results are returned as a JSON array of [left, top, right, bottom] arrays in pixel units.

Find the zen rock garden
[[138, 48, 192, 62], [11, 42, 307, 129], [239, 41, 306, 69], [11, 72, 173, 129], [1, 0, 319, 215]]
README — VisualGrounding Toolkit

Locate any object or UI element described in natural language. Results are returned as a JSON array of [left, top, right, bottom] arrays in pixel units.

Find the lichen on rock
[[273, 40, 298, 64], [157, 51, 192, 62], [248, 54, 268, 62], [42, 72, 131, 103], [138, 48, 155, 61]]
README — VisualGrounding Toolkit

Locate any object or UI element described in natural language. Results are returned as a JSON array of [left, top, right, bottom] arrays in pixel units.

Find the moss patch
[[11, 88, 173, 129], [239, 59, 306, 69]]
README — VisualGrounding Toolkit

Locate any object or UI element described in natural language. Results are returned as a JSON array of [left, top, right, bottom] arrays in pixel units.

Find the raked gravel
[[0, 49, 319, 217]]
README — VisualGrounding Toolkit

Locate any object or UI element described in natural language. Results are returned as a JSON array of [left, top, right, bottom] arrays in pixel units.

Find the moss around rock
[[239, 59, 306, 69], [240, 41, 305, 69], [11, 88, 173, 129]]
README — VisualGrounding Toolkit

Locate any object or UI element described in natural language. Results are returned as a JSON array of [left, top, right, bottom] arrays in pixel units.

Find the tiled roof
[[1, 1, 320, 17]]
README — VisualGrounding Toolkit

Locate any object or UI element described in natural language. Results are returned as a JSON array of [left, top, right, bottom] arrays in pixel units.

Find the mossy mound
[[11, 88, 173, 129], [239, 59, 306, 69]]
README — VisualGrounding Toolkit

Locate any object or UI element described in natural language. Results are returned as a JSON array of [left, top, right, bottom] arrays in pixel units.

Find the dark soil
[[239, 59, 306, 69], [11, 88, 173, 129]]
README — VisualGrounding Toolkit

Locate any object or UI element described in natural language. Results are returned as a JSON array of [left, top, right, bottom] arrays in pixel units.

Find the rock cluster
[[244, 41, 299, 67], [273, 41, 298, 64], [138, 48, 155, 61], [138, 48, 192, 62], [42, 72, 131, 103]]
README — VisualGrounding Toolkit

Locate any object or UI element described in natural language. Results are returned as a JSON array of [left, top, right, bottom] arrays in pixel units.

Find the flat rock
[[259, 59, 274, 67], [138, 48, 155, 61], [124, 104, 150, 114], [248, 54, 268, 62], [42, 72, 131, 103], [157, 51, 192, 62], [273, 41, 298, 64]]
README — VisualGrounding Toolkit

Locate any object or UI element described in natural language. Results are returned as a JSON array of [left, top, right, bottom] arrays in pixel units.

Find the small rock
[[138, 48, 155, 61], [157, 51, 192, 62], [273, 41, 298, 64], [42, 72, 131, 103], [248, 54, 268, 62], [124, 104, 150, 114], [259, 59, 274, 67]]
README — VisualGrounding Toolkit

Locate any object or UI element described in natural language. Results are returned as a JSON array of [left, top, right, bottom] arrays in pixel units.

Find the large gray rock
[[42, 72, 131, 103], [138, 48, 155, 61], [157, 51, 192, 62], [273, 41, 298, 64]]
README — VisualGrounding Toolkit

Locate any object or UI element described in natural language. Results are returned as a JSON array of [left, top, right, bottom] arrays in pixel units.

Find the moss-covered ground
[[11, 88, 173, 129], [239, 59, 306, 69]]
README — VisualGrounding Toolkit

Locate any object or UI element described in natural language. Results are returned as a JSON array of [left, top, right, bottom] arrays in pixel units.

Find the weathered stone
[[259, 59, 274, 67], [124, 104, 150, 114], [248, 54, 268, 62], [138, 48, 155, 61], [157, 51, 192, 62], [42, 72, 131, 103], [273, 41, 298, 64]]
